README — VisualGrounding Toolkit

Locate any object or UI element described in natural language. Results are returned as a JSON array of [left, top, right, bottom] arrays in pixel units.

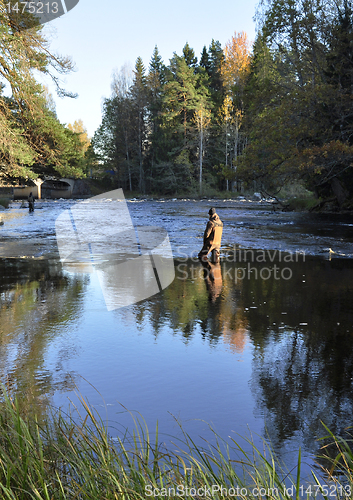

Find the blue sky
[[43, 0, 259, 137]]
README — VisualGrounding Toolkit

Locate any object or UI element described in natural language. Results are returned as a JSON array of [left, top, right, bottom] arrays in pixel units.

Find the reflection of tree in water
[[0, 258, 89, 410], [248, 257, 353, 459], [133, 255, 353, 462], [133, 259, 250, 351]]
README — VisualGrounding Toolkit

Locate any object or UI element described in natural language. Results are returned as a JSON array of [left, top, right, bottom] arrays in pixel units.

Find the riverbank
[[0, 388, 350, 500], [2, 179, 352, 213]]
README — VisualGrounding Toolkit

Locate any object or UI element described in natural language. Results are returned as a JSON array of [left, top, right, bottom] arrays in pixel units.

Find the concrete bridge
[[13, 178, 77, 199]]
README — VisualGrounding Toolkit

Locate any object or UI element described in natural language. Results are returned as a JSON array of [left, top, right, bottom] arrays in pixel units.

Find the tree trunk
[[225, 122, 228, 191], [199, 118, 203, 196], [331, 177, 348, 207]]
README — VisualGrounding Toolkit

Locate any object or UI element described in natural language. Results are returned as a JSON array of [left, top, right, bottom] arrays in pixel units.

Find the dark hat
[[208, 207, 216, 215]]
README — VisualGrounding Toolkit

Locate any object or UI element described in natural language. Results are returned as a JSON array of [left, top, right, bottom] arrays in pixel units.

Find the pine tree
[[161, 52, 212, 193], [194, 100, 211, 195], [130, 57, 148, 193], [163, 54, 200, 146], [197, 40, 226, 190], [146, 46, 167, 189], [182, 42, 198, 69], [208, 40, 225, 107], [199, 46, 211, 74], [239, 0, 353, 204], [0, 2, 82, 182]]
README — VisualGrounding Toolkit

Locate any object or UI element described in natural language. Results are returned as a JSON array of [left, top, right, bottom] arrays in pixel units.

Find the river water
[[0, 197, 352, 479]]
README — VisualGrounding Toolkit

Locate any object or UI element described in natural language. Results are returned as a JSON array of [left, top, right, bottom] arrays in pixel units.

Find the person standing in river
[[198, 207, 223, 263], [28, 192, 35, 212]]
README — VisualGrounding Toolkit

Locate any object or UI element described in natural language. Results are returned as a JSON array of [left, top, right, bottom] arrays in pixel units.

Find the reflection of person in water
[[28, 192, 35, 212], [198, 207, 223, 263], [201, 260, 223, 302]]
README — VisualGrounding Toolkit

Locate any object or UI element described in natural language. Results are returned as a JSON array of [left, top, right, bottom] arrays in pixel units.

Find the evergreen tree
[[197, 40, 226, 190], [0, 2, 84, 182], [199, 46, 211, 74], [208, 39, 225, 107], [163, 54, 200, 147], [239, 0, 353, 205], [146, 46, 167, 190], [194, 99, 211, 195], [239, 33, 298, 192], [182, 42, 198, 69], [130, 57, 148, 193], [160, 52, 212, 193], [92, 95, 135, 190]]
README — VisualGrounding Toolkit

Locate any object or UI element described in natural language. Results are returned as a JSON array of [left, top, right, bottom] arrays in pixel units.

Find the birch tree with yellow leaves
[[68, 120, 91, 155], [221, 32, 251, 190], [194, 102, 211, 195]]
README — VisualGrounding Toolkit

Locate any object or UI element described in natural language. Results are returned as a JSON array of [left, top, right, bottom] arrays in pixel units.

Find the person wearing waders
[[28, 192, 35, 212], [198, 207, 223, 263]]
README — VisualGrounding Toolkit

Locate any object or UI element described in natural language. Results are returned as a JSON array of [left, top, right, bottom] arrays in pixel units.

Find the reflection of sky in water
[[39, 256, 353, 478], [50, 271, 259, 461]]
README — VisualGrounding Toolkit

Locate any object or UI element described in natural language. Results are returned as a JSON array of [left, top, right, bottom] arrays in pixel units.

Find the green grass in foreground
[[0, 388, 351, 499]]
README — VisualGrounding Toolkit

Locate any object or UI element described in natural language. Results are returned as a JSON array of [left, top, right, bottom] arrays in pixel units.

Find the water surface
[[0, 198, 352, 477]]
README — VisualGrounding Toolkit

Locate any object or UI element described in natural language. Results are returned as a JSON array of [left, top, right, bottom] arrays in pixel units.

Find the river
[[0, 196, 352, 479]]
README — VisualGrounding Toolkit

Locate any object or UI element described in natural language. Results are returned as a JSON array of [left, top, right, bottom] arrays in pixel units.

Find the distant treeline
[[91, 0, 353, 207], [92, 37, 250, 196]]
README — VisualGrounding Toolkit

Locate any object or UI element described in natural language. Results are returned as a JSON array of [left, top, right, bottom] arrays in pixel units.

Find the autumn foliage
[[237, 0, 353, 208], [222, 31, 251, 93]]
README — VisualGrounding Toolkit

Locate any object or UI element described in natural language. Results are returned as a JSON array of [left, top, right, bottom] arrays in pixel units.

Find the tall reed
[[0, 387, 351, 499]]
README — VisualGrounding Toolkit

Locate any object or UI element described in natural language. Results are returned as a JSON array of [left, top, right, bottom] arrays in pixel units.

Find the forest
[[91, 0, 353, 207], [1, 0, 353, 208]]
